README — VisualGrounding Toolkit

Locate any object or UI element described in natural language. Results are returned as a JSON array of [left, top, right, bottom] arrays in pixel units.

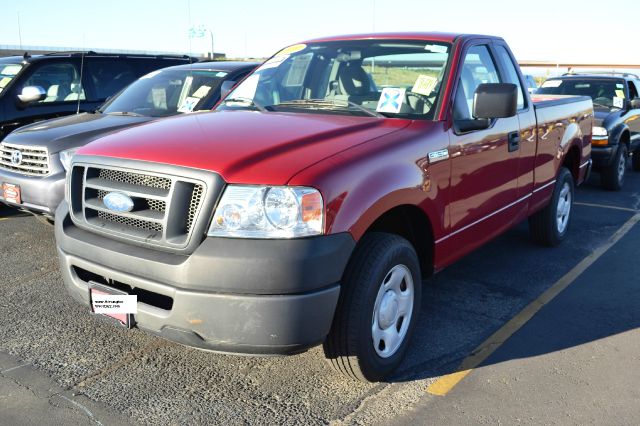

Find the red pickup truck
[[56, 33, 593, 382]]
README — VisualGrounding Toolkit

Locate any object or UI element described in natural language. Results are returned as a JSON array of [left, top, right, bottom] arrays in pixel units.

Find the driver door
[[444, 43, 522, 259]]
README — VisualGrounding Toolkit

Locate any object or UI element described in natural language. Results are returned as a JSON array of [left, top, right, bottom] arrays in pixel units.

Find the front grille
[[70, 163, 209, 251], [0, 142, 50, 176]]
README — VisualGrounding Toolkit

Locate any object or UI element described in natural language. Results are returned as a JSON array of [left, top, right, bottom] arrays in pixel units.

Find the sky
[[1, 0, 639, 67]]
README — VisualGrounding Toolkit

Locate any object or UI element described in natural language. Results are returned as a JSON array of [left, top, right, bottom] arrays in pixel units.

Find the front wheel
[[529, 167, 574, 247], [601, 144, 628, 190], [323, 232, 421, 382]]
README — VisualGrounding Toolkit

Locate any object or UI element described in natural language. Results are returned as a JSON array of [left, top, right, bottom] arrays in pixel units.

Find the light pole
[[188, 25, 214, 60]]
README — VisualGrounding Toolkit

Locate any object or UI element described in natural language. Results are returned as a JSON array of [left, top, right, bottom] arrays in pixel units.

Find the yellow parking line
[[426, 212, 640, 396], [574, 202, 638, 213], [0, 217, 9, 221]]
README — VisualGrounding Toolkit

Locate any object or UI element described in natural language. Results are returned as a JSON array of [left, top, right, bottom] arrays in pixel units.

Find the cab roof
[[302, 32, 502, 44]]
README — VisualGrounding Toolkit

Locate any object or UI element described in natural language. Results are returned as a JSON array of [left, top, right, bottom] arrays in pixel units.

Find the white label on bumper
[[92, 295, 137, 314]]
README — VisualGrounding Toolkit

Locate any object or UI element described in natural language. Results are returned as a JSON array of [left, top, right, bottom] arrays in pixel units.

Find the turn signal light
[[301, 192, 322, 223], [591, 138, 608, 146]]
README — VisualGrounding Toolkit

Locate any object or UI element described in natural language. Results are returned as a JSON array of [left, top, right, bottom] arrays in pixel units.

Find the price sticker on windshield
[[541, 80, 562, 88], [613, 97, 624, 108]]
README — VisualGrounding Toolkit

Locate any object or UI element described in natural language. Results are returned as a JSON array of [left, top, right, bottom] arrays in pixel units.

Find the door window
[[86, 59, 137, 101], [23, 62, 85, 103], [453, 45, 500, 120], [628, 80, 639, 100], [494, 45, 526, 110]]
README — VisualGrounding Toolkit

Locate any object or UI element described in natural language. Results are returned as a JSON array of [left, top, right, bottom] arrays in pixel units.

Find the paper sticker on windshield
[[192, 85, 211, 98], [277, 44, 307, 56], [178, 96, 200, 113], [0, 77, 11, 88], [376, 88, 406, 113], [541, 80, 562, 88], [616, 83, 624, 89], [613, 97, 624, 108], [424, 44, 448, 54], [259, 55, 289, 71], [412, 75, 438, 96], [615, 90, 625, 99], [141, 70, 162, 79], [215, 71, 228, 77]]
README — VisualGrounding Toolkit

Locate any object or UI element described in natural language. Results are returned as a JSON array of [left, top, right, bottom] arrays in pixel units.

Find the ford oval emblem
[[103, 192, 134, 213], [11, 150, 23, 165]]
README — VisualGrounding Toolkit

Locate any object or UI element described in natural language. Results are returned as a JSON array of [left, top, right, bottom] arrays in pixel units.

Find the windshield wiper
[[275, 99, 384, 118], [220, 97, 268, 112], [592, 101, 620, 110], [105, 111, 144, 117]]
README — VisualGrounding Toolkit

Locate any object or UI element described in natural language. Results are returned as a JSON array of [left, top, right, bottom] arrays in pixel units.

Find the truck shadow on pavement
[[391, 172, 640, 383]]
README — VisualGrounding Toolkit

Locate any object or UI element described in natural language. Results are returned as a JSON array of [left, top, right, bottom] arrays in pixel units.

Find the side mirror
[[473, 83, 518, 119], [18, 85, 46, 104], [630, 98, 640, 109], [220, 80, 237, 99]]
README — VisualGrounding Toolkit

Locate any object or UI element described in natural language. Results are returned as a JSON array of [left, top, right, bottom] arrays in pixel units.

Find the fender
[[608, 123, 630, 147], [288, 122, 451, 244]]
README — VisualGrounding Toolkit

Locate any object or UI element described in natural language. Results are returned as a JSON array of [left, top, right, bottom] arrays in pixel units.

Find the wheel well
[[365, 205, 434, 277], [620, 130, 630, 148], [562, 144, 581, 182]]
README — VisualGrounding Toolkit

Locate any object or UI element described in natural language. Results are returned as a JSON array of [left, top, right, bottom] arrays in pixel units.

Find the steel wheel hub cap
[[372, 264, 414, 359], [378, 291, 399, 329]]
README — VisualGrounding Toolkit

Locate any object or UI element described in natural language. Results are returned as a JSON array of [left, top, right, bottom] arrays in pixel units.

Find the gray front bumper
[[0, 160, 65, 215], [55, 202, 355, 355]]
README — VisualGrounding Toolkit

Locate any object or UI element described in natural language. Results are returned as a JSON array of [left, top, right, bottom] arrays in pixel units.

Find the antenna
[[17, 12, 23, 50]]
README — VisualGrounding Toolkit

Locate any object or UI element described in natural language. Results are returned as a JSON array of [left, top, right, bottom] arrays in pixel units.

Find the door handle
[[508, 131, 520, 152]]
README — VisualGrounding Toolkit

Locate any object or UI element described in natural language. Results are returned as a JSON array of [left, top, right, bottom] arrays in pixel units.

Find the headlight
[[592, 126, 608, 137], [208, 185, 323, 238], [59, 148, 78, 172]]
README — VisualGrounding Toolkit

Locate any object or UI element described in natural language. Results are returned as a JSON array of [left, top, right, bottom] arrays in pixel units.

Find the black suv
[[537, 73, 640, 190], [0, 51, 196, 140]]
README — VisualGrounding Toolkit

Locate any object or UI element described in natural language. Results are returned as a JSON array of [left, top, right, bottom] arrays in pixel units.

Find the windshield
[[216, 40, 451, 119], [537, 78, 627, 109], [101, 68, 227, 117], [0, 63, 23, 94]]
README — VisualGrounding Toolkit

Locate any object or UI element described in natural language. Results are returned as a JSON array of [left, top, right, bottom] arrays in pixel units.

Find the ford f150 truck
[[55, 33, 593, 382]]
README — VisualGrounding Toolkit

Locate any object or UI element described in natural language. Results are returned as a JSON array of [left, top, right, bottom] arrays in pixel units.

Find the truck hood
[[592, 108, 620, 128], [4, 113, 152, 154], [80, 110, 411, 184]]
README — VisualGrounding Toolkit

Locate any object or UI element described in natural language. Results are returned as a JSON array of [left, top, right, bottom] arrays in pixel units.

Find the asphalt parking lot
[[1, 170, 639, 425]]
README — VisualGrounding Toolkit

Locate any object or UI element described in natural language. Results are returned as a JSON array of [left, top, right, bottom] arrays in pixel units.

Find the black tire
[[529, 167, 574, 247], [601, 143, 628, 191], [323, 232, 422, 382], [632, 150, 640, 172]]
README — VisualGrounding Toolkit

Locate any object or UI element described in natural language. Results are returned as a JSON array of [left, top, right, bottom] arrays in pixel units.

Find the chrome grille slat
[[0, 143, 50, 176], [69, 164, 207, 251]]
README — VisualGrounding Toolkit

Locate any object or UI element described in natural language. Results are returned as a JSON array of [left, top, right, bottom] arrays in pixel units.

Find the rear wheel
[[323, 232, 421, 382], [529, 167, 574, 247], [601, 144, 628, 190]]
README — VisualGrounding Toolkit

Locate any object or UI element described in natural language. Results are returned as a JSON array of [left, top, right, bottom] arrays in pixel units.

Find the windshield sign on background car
[[217, 40, 451, 119], [537, 78, 627, 109], [0, 63, 23, 94], [101, 69, 226, 117]]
